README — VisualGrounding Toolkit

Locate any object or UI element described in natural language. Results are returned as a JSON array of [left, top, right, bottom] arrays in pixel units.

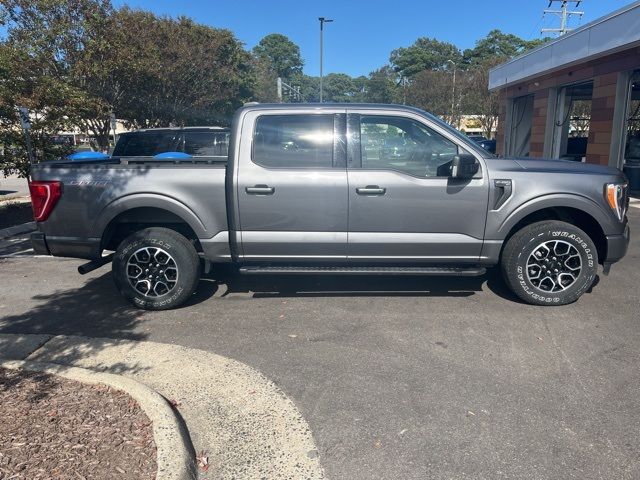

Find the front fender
[[493, 193, 616, 239], [94, 193, 209, 239]]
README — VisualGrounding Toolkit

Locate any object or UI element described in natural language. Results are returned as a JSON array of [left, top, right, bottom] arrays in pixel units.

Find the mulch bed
[[0, 203, 33, 230], [0, 367, 156, 480]]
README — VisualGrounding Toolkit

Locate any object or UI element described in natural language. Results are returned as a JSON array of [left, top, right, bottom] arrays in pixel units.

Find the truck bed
[[30, 157, 229, 260]]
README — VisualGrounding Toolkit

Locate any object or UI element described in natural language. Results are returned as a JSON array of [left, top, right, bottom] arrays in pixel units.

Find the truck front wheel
[[112, 227, 201, 310], [501, 221, 598, 306]]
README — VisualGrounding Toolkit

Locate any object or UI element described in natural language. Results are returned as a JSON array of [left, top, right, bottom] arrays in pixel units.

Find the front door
[[236, 109, 348, 262], [346, 111, 489, 263]]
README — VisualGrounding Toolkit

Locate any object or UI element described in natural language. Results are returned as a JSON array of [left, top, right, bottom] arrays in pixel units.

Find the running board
[[239, 265, 486, 276]]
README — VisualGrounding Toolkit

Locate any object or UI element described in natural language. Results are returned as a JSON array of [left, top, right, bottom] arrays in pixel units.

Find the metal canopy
[[489, 1, 640, 91]]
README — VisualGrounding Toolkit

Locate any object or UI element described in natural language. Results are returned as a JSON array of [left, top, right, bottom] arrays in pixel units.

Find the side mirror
[[450, 154, 479, 179]]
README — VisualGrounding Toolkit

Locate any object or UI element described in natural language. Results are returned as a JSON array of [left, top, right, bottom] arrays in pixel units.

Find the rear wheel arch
[[101, 207, 202, 253]]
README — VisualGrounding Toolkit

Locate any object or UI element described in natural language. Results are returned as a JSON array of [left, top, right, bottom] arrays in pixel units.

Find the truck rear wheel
[[501, 221, 598, 306], [112, 227, 201, 310]]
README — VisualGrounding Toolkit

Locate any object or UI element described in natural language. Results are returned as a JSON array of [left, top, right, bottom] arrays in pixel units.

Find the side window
[[181, 131, 229, 156], [253, 114, 334, 168], [360, 115, 461, 177], [114, 132, 177, 157]]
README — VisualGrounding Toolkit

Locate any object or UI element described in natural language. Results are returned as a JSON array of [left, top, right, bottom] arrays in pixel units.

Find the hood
[[508, 157, 621, 176]]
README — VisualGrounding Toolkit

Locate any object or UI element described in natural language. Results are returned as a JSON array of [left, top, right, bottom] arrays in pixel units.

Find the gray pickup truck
[[29, 104, 630, 309]]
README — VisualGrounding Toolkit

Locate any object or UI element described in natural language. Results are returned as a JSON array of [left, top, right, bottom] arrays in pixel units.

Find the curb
[[0, 221, 36, 240], [1, 359, 196, 480], [0, 333, 325, 479]]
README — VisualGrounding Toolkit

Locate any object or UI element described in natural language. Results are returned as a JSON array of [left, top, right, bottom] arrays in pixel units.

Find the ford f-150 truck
[[29, 104, 630, 310]]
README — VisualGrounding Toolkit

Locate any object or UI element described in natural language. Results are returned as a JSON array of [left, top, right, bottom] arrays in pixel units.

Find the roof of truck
[[128, 126, 229, 133], [240, 103, 428, 113]]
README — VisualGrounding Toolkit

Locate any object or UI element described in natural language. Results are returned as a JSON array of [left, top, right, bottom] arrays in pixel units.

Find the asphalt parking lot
[[1, 207, 639, 480]]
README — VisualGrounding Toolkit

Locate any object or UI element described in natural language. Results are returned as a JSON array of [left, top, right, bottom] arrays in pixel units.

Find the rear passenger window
[[253, 114, 334, 168]]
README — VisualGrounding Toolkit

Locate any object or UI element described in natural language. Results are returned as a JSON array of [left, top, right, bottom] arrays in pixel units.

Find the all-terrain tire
[[501, 221, 598, 306], [112, 227, 201, 310]]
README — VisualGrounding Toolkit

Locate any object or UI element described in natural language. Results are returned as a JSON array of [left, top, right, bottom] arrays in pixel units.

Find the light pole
[[446, 59, 456, 127], [318, 17, 333, 103]]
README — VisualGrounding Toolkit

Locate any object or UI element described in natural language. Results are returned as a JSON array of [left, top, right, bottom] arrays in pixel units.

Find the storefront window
[[624, 71, 640, 165], [553, 82, 593, 162], [508, 95, 534, 157]]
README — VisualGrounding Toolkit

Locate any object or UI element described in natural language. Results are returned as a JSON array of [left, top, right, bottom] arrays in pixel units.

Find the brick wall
[[586, 72, 618, 165]]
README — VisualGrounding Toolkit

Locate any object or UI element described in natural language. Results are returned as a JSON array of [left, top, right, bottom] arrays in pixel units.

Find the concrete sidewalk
[[0, 333, 324, 479]]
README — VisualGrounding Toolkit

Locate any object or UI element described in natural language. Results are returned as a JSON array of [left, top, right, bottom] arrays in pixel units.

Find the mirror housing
[[450, 154, 479, 179]]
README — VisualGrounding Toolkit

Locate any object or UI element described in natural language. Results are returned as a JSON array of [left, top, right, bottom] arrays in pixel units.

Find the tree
[[460, 59, 502, 138], [364, 67, 398, 104], [122, 13, 253, 128], [405, 70, 458, 122], [0, 0, 254, 177], [0, 0, 104, 177], [390, 38, 462, 77], [253, 33, 303, 80], [463, 29, 549, 66], [322, 73, 359, 102]]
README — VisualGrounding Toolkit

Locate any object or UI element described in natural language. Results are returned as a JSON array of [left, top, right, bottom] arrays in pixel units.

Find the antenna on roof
[[541, 0, 584, 36]]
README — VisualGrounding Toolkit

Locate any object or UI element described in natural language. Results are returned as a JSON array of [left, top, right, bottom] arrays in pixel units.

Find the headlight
[[605, 182, 628, 221]]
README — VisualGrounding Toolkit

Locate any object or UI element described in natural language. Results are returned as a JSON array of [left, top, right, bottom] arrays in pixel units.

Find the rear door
[[346, 110, 489, 263], [236, 108, 348, 261]]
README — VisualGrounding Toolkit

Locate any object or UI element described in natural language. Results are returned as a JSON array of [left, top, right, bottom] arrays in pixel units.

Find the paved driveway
[[0, 174, 29, 199], [1, 209, 639, 479]]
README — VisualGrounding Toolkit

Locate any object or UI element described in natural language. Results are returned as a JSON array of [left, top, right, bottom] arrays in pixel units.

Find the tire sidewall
[[113, 229, 199, 310], [512, 224, 597, 305]]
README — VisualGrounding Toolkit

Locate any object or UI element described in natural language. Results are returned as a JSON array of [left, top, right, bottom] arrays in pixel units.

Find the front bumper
[[604, 223, 630, 263], [30, 232, 101, 260]]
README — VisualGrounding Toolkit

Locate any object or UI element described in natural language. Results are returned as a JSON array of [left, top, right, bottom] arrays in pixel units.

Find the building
[[489, 1, 640, 188]]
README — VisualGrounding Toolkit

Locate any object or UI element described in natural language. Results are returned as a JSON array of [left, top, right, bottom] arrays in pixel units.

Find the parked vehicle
[[468, 135, 497, 154], [112, 126, 229, 159], [29, 104, 630, 309]]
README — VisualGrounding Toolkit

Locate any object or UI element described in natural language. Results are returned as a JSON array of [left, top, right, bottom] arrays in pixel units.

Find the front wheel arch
[[499, 206, 607, 265]]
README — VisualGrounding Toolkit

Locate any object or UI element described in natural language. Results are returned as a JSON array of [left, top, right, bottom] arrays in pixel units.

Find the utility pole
[[16, 106, 34, 167], [541, 1, 584, 36], [446, 60, 456, 127], [318, 17, 333, 103]]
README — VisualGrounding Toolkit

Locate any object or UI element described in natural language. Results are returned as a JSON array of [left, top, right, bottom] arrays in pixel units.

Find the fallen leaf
[[197, 450, 209, 471]]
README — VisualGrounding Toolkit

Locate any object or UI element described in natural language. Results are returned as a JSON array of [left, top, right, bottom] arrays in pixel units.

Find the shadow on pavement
[[209, 265, 519, 302]]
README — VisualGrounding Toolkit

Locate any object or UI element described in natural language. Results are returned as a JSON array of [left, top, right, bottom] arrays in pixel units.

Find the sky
[[113, 0, 633, 77]]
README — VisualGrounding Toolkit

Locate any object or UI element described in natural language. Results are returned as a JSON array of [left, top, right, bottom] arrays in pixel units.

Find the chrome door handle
[[245, 185, 275, 195], [356, 185, 386, 195]]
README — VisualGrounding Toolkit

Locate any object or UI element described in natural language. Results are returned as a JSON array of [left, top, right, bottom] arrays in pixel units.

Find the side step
[[239, 265, 486, 276]]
